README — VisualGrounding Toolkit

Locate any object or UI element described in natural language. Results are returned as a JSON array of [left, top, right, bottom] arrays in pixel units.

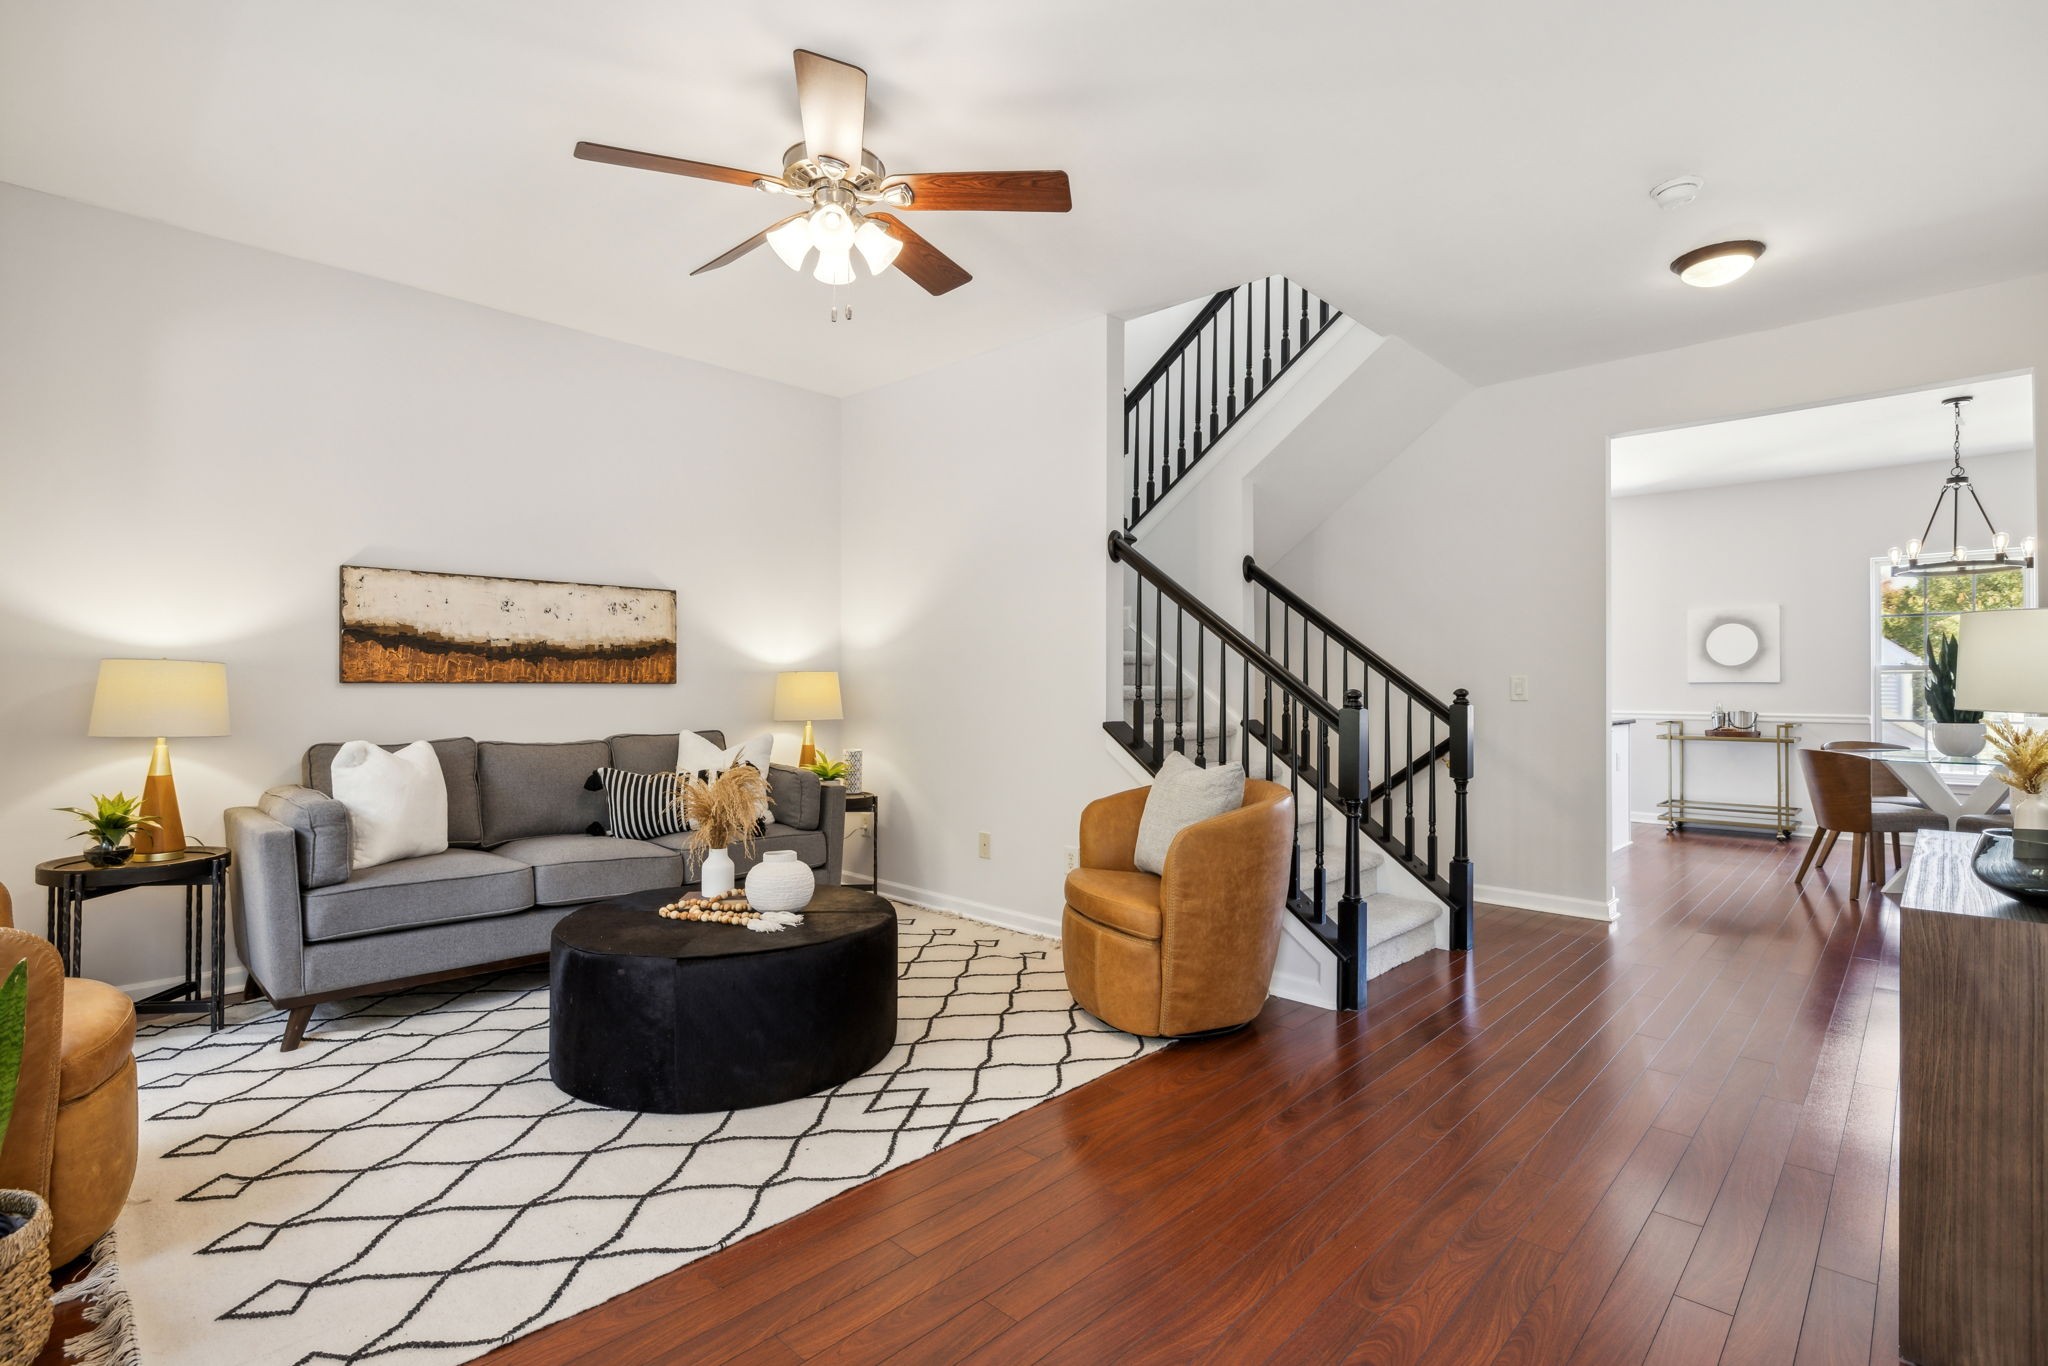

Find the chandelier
[[1887, 394, 2035, 578]]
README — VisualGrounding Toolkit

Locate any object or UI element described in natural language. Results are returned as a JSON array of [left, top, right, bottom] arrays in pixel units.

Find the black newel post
[[1448, 687, 1475, 952], [1336, 688, 1370, 1010]]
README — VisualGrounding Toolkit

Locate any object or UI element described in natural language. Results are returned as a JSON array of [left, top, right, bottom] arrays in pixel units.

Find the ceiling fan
[[574, 49, 1071, 310]]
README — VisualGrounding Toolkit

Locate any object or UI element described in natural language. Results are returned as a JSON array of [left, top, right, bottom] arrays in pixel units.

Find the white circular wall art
[[1704, 621, 1761, 668]]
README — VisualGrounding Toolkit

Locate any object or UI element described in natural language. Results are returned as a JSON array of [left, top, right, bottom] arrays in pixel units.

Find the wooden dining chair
[[1797, 748, 1946, 897]]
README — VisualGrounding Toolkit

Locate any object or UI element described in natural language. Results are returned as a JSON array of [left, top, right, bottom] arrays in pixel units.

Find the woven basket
[[0, 1191, 51, 1366]]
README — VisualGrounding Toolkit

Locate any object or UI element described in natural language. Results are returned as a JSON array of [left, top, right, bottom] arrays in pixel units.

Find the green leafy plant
[[805, 752, 850, 782], [55, 791, 158, 849], [1926, 635, 1983, 725], [0, 961, 26, 1145]]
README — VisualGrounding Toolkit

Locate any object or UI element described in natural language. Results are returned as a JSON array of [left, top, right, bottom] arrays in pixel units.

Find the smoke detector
[[1649, 175, 1704, 208]]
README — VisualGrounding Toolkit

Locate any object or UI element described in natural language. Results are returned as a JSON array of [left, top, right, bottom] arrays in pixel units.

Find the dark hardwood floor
[[479, 825, 1903, 1364]]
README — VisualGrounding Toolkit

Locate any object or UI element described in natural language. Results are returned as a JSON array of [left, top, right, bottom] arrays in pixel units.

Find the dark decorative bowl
[[82, 844, 133, 868], [1971, 831, 2048, 906]]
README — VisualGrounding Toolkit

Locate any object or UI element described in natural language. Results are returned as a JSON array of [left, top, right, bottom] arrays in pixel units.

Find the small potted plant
[[804, 752, 849, 783], [0, 955, 52, 1364], [1926, 634, 1986, 758], [55, 792, 157, 867], [1988, 719, 2048, 854]]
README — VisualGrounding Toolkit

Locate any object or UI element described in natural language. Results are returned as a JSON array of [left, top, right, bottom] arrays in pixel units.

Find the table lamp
[[1957, 610, 2048, 714], [773, 671, 842, 768], [88, 659, 230, 861]]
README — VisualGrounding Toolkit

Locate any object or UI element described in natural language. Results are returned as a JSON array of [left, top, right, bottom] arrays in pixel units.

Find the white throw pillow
[[1133, 750, 1247, 875], [330, 740, 450, 871], [674, 730, 776, 832]]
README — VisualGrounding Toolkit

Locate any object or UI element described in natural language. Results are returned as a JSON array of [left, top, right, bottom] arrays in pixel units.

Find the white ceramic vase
[[2011, 790, 2048, 833], [746, 849, 815, 912], [699, 846, 737, 899], [1931, 721, 1986, 759]]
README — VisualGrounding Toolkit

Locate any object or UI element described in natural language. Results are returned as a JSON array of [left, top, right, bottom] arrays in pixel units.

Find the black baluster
[[1244, 284, 1257, 402], [1263, 278, 1274, 385], [1227, 290, 1240, 421], [1320, 297, 1331, 330], [1179, 356, 1196, 479], [1126, 401, 1139, 528], [1195, 623, 1207, 764], [1381, 674, 1393, 837], [1145, 389, 1157, 514], [1286, 694, 1303, 906], [1132, 565, 1145, 735], [1196, 323, 1212, 436], [1449, 688, 1474, 952], [1192, 331, 1204, 458], [1281, 279, 1293, 365], [1427, 713, 1440, 878], [1261, 675, 1274, 781], [1279, 606, 1292, 759], [1404, 697, 1416, 862], [1313, 721, 1329, 922], [1299, 283, 1310, 354], [1152, 585, 1165, 761], [1241, 654, 1251, 770], [1173, 607, 1186, 754]]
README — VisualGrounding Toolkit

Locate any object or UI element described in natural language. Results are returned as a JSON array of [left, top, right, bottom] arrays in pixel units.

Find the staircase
[[1105, 278, 1474, 1010]]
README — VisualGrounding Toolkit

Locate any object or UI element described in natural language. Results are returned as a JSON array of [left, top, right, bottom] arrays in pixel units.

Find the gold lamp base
[[131, 736, 187, 861], [798, 720, 818, 769]]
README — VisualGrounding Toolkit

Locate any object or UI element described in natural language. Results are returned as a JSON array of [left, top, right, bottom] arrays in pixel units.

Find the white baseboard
[[1478, 884, 1619, 923], [118, 965, 250, 1003], [875, 879, 1060, 941]]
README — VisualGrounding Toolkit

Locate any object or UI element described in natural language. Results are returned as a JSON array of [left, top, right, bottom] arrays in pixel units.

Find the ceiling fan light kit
[[575, 49, 1071, 318]]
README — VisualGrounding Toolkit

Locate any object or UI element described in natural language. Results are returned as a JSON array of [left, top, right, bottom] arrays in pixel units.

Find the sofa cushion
[[1064, 868, 1164, 941], [587, 768, 686, 840], [302, 849, 535, 943], [768, 765, 823, 831], [653, 823, 827, 874], [491, 835, 682, 906], [306, 738, 481, 847], [477, 741, 610, 844], [606, 731, 725, 775], [258, 786, 352, 889], [57, 978, 136, 1103]]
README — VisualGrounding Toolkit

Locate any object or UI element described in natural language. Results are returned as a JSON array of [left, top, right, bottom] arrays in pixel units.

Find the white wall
[[0, 183, 842, 991], [1609, 451, 2034, 827], [841, 316, 1132, 935], [1273, 273, 2048, 915]]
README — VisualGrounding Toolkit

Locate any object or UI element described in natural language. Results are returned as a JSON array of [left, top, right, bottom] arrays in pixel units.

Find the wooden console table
[[1899, 830, 2048, 1363], [1656, 720, 1800, 840]]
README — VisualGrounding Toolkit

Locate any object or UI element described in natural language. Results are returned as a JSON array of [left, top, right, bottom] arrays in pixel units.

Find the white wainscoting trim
[[1478, 884, 1619, 923], [1610, 710, 1874, 727], [118, 966, 250, 1003]]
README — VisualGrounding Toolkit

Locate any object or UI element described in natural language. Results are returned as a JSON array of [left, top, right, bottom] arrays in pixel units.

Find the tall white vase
[[699, 846, 736, 898], [2012, 791, 2048, 857]]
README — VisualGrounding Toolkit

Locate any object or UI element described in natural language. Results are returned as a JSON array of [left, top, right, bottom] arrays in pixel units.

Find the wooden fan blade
[[793, 49, 867, 169], [574, 141, 771, 188], [882, 171, 1071, 212], [689, 214, 804, 276], [867, 212, 971, 295]]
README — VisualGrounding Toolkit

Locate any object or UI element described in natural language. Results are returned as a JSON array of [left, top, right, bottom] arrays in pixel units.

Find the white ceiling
[[4, 1, 2047, 397], [1610, 372, 2036, 496]]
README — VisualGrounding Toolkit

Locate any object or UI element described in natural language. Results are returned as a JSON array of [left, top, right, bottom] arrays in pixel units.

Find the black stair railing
[[1123, 277, 1342, 531], [1243, 554, 1474, 950], [1107, 531, 1375, 1006]]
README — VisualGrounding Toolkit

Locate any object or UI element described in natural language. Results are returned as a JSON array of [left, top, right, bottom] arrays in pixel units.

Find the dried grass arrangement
[[1988, 718, 2048, 795], [677, 763, 771, 857]]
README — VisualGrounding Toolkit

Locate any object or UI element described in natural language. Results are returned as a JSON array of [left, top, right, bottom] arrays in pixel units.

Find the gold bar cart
[[1657, 720, 1801, 840]]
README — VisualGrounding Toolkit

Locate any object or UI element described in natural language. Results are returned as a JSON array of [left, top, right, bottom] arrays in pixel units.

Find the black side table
[[35, 846, 230, 1030], [844, 790, 878, 889]]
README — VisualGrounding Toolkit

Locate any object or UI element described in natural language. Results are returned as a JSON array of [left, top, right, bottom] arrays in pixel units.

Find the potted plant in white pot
[[1988, 719, 2048, 857], [1927, 635, 1987, 758], [0, 955, 51, 1365]]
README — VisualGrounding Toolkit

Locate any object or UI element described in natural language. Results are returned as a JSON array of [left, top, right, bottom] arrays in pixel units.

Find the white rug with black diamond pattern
[[103, 905, 1160, 1366]]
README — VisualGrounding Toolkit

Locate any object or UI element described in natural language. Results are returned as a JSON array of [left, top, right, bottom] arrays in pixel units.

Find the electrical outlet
[[1064, 847, 1079, 871], [1509, 674, 1530, 702], [978, 832, 992, 859]]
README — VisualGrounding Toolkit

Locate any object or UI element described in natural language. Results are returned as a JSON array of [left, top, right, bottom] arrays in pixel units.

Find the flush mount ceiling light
[[1887, 394, 2035, 578], [573, 49, 1072, 320], [1670, 239, 1765, 287]]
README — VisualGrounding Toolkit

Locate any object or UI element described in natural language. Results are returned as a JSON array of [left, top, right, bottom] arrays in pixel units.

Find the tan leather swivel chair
[[1062, 778, 1294, 1037], [0, 883, 138, 1266]]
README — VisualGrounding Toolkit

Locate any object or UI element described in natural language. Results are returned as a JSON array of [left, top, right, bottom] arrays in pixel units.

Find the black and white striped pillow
[[584, 767, 685, 840]]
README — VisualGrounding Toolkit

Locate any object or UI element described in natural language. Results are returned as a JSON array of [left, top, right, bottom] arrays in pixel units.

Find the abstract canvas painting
[[340, 565, 676, 683]]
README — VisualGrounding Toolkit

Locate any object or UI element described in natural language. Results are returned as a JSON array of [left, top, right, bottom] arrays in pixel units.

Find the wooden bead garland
[[657, 889, 803, 932]]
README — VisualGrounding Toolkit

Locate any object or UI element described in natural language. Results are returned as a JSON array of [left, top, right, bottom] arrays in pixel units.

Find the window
[[1872, 561, 2032, 746]]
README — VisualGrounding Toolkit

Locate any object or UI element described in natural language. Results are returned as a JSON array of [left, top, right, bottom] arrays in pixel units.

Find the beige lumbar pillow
[[1133, 750, 1246, 874], [330, 740, 450, 870]]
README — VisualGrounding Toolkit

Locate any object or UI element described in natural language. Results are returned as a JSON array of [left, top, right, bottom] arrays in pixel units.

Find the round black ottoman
[[548, 885, 898, 1113]]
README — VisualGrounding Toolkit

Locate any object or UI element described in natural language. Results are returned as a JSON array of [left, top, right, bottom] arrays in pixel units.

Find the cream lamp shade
[[87, 659, 230, 861], [88, 659, 231, 737], [773, 671, 844, 723], [1957, 610, 2048, 715], [774, 671, 842, 768]]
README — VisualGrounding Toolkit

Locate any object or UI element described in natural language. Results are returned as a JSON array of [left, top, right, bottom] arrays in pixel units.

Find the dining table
[[1878, 751, 2010, 892]]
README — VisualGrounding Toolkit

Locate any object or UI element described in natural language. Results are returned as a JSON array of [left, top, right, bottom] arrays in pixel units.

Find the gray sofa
[[224, 730, 846, 1050]]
